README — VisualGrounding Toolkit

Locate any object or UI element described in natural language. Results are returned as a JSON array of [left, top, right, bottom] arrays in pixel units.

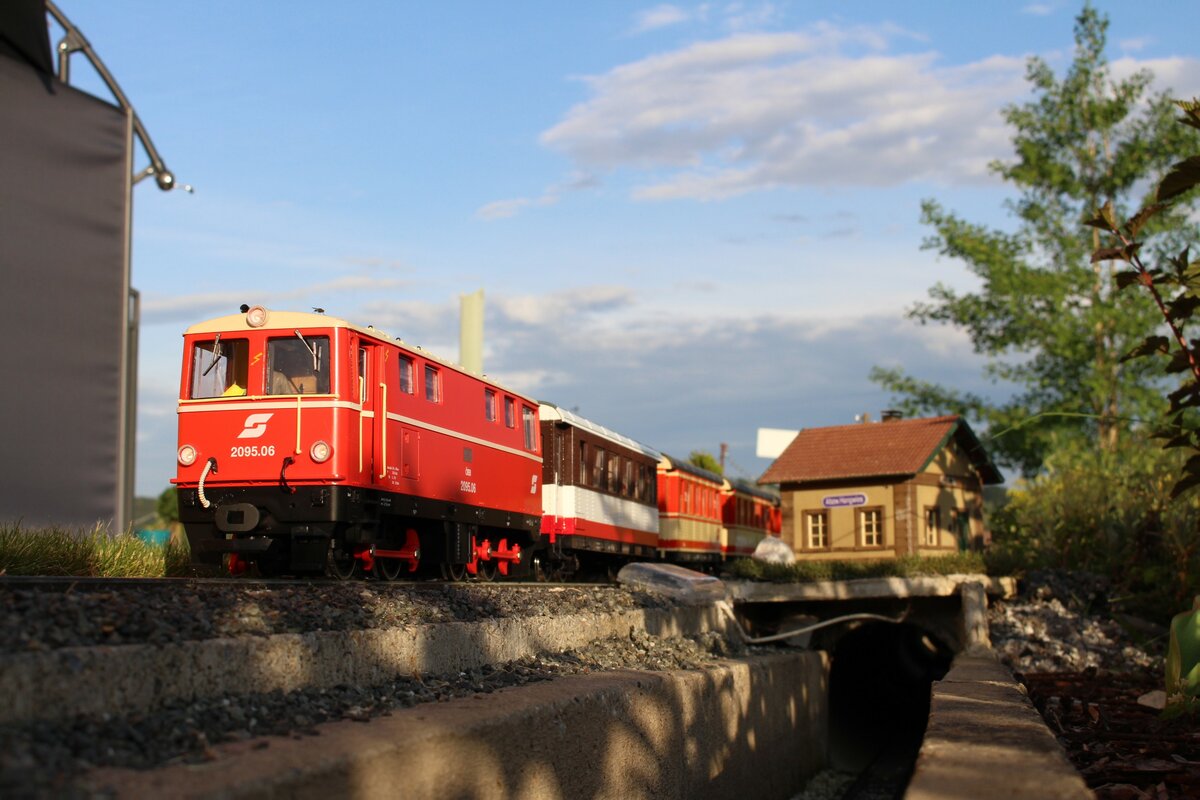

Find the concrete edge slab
[[86, 651, 830, 800], [727, 575, 1017, 603], [0, 605, 728, 725], [905, 651, 1092, 800]]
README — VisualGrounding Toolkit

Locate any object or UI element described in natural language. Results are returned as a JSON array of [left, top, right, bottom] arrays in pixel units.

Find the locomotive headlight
[[245, 305, 269, 328], [178, 444, 198, 466], [310, 440, 332, 463]]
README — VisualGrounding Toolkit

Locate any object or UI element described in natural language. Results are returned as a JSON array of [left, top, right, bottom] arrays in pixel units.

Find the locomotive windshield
[[190, 338, 249, 398], [267, 335, 331, 394]]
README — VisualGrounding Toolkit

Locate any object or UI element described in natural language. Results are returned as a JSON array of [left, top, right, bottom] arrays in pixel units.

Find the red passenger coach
[[538, 404, 661, 578], [174, 307, 543, 579], [655, 455, 725, 566], [721, 479, 781, 558]]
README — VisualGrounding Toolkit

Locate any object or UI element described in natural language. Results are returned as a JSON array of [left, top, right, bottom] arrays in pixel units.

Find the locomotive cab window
[[190, 337, 249, 398], [267, 335, 330, 395]]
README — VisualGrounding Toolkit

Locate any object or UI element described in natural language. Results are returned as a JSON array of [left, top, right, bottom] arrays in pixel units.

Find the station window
[[485, 388, 497, 422], [267, 335, 330, 395], [190, 337, 249, 398], [859, 508, 884, 547], [805, 511, 829, 549], [399, 355, 414, 394], [424, 365, 440, 403], [522, 406, 537, 451], [924, 507, 940, 546], [504, 396, 515, 428]]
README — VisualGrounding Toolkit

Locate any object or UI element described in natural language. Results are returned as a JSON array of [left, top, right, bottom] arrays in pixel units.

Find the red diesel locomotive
[[174, 306, 779, 579]]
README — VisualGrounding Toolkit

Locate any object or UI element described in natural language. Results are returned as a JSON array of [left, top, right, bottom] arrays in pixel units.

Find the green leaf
[[1082, 201, 1118, 232], [1168, 294, 1200, 323], [1114, 270, 1143, 290], [1171, 471, 1200, 500], [1124, 203, 1165, 238], [1157, 156, 1200, 203], [1121, 335, 1171, 362], [1176, 98, 1200, 130], [1091, 243, 1140, 263]]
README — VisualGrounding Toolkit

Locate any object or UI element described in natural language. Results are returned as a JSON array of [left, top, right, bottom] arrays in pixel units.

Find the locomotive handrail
[[378, 382, 388, 481], [294, 395, 302, 455]]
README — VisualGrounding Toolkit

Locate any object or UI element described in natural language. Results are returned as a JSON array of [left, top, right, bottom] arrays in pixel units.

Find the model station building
[[758, 413, 1003, 560]]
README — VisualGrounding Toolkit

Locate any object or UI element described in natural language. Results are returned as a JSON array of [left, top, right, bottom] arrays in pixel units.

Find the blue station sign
[[822, 493, 867, 508]]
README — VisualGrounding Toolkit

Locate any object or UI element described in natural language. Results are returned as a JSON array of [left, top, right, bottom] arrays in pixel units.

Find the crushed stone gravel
[[987, 569, 1165, 674]]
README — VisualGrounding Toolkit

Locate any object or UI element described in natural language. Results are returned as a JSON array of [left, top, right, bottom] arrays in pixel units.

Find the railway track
[[0, 574, 610, 591]]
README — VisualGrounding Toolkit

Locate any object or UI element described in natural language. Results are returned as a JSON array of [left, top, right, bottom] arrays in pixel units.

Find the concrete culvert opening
[[826, 621, 954, 775]]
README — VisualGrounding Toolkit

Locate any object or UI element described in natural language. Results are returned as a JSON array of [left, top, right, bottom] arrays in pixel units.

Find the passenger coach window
[[424, 365, 440, 402], [485, 389, 497, 422], [399, 356, 414, 394], [190, 337, 249, 398], [522, 406, 537, 450], [267, 336, 330, 395]]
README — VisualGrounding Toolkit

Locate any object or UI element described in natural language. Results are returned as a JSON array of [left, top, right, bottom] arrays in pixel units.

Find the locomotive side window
[[190, 337, 249, 398], [595, 449, 607, 491], [579, 441, 589, 486], [357, 348, 368, 404], [504, 397, 515, 428], [267, 336, 330, 395], [485, 389, 497, 422], [399, 356, 414, 394], [424, 365, 440, 402], [522, 405, 537, 451]]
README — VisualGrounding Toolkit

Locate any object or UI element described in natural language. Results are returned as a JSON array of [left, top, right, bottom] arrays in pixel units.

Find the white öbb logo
[[237, 413, 274, 439]]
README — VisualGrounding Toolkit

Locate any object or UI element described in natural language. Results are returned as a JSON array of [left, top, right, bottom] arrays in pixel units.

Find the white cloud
[[141, 276, 407, 325], [476, 198, 533, 220], [632, 4, 691, 34], [1021, 4, 1056, 16], [540, 27, 1031, 200]]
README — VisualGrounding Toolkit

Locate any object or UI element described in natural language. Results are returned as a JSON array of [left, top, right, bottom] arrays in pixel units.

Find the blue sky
[[50, 1, 1200, 496]]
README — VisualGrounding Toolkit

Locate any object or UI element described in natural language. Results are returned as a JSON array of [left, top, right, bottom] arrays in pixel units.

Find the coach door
[[357, 341, 390, 486]]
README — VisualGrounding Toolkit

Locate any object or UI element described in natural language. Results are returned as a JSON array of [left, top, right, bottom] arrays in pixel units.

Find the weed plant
[[0, 522, 194, 578]]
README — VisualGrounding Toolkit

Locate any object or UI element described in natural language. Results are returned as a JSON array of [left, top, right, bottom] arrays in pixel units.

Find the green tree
[[156, 487, 179, 527], [687, 450, 723, 475], [873, 4, 1199, 475]]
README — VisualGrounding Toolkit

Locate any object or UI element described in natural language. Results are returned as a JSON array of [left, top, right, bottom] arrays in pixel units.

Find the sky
[[47, 1, 1200, 497]]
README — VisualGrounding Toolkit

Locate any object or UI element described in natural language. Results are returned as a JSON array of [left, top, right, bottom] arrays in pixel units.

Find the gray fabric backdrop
[[0, 52, 132, 529]]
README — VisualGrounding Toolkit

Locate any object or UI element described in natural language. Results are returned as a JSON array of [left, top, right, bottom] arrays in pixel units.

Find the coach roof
[[538, 403, 662, 461]]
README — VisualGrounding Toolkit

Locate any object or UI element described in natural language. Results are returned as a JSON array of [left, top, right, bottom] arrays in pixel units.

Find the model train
[[174, 306, 781, 580]]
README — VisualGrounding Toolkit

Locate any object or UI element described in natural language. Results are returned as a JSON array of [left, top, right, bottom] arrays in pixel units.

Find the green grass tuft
[[0, 522, 196, 578]]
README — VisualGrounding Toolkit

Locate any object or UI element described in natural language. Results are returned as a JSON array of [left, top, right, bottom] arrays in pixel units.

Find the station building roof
[[757, 415, 1003, 487]]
